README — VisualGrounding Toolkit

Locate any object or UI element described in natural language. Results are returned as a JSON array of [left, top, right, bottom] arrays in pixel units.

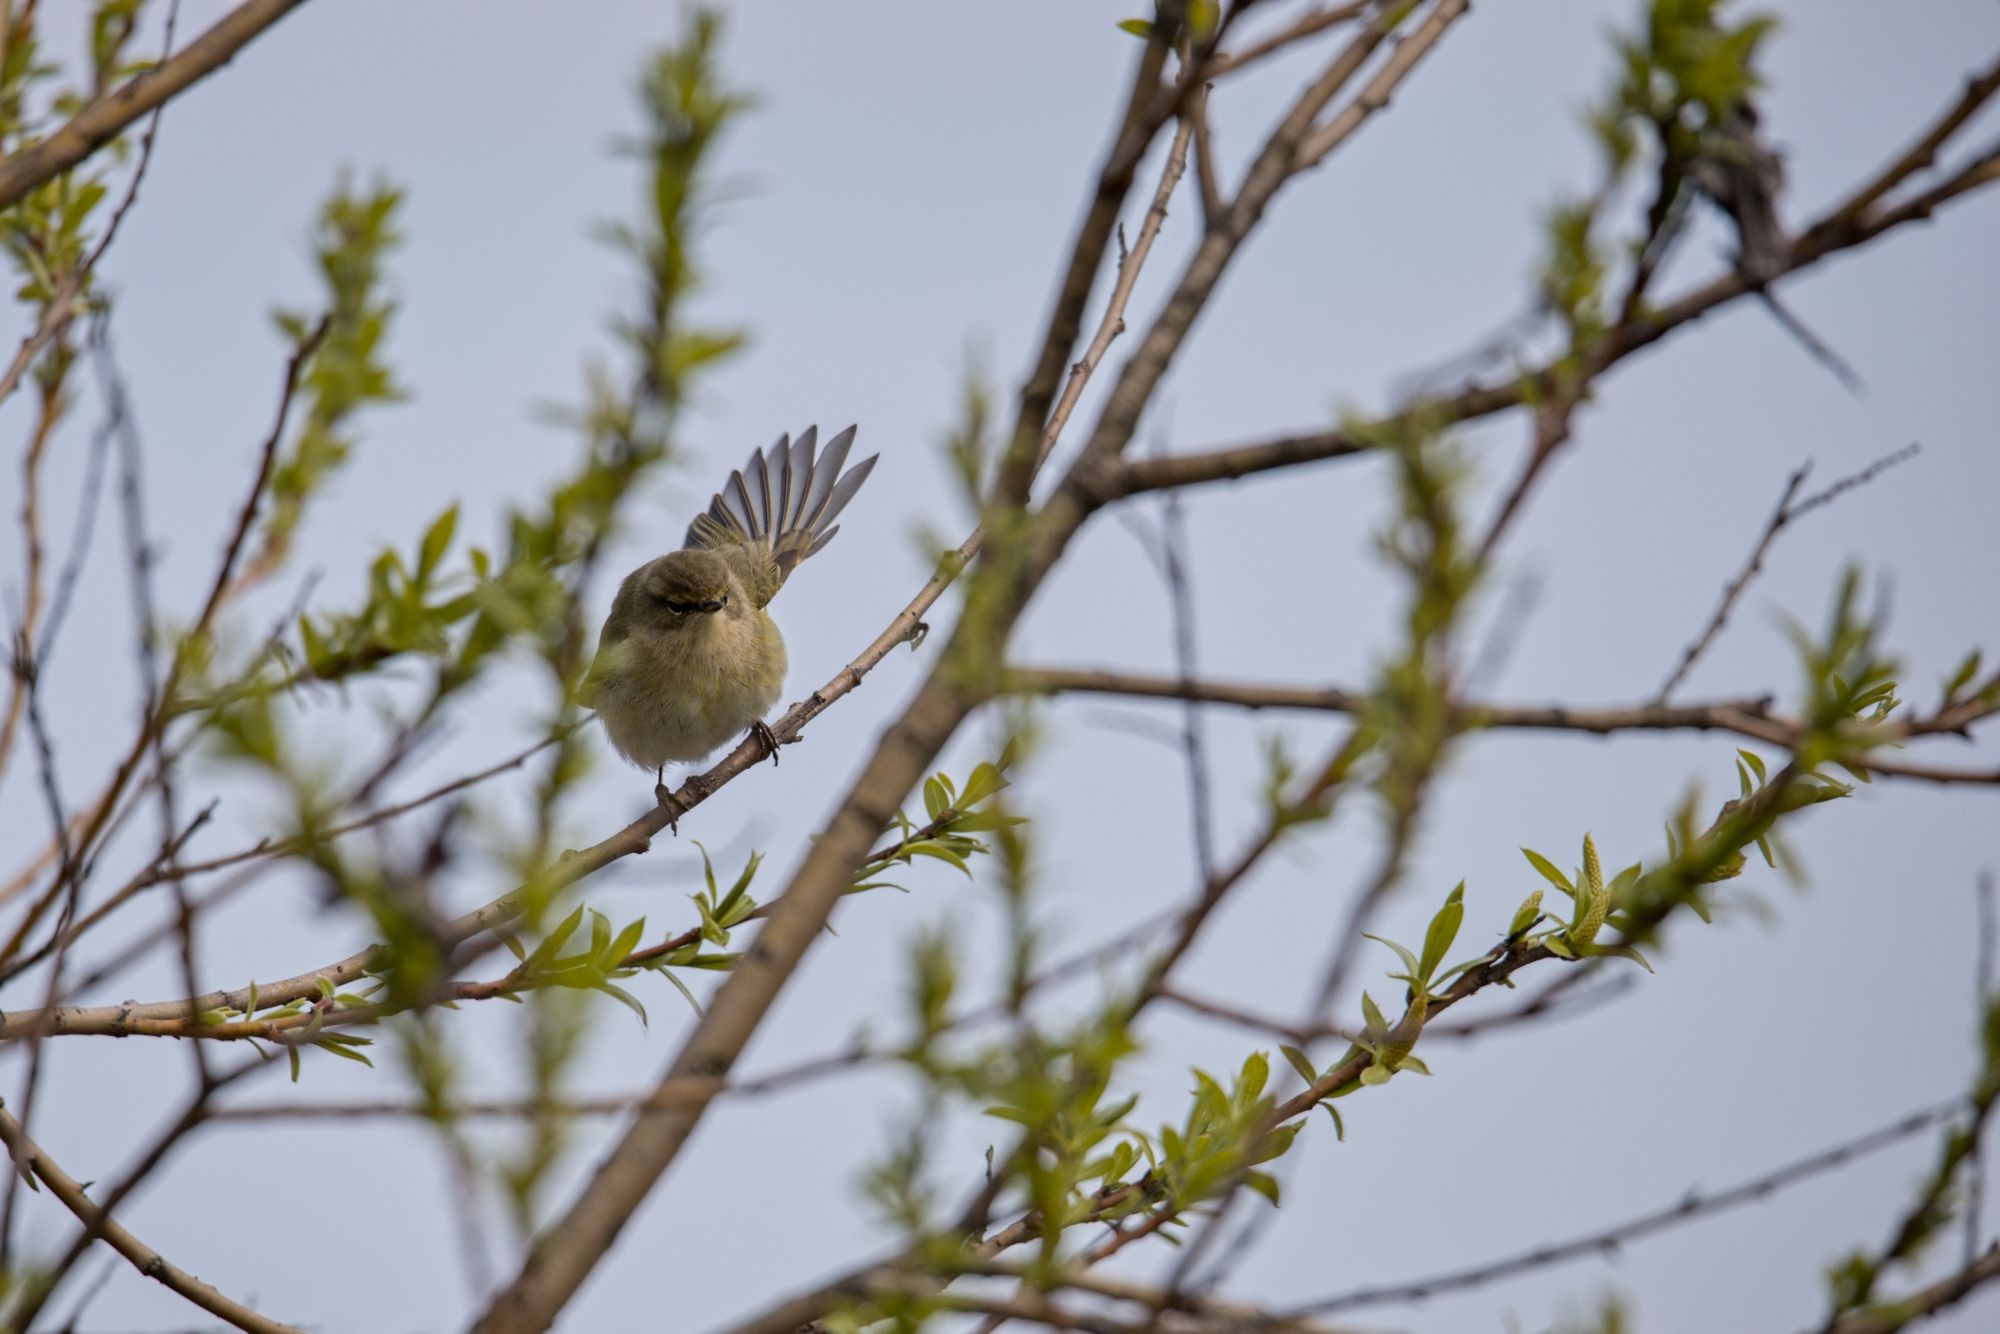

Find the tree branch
[[1656, 444, 1920, 702], [1105, 102, 2000, 507], [0, 1099, 305, 1334], [1295, 1100, 1963, 1315], [0, 0, 310, 210]]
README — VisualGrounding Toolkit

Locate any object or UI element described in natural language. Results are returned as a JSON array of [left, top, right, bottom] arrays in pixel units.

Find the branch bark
[[0, 1099, 306, 1334], [0, 0, 310, 211]]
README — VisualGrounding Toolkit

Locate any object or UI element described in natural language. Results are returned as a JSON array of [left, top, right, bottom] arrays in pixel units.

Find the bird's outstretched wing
[[684, 424, 877, 608]]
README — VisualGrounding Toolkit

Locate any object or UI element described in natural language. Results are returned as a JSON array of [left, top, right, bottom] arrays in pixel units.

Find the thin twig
[[1820, 55, 2000, 228], [1035, 114, 1195, 475], [1201, 2, 1374, 81], [0, 318, 330, 977], [1293, 1100, 1964, 1315], [1971, 870, 1998, 1267], [0, 650, 76, 1266], [1013, 665, 1795, 737], [1186, 80, 1222, 224], [1656, 444, 1920, 702], [93, 306, 213, 1097], [0, 327, 74, 794], [1294, 0, 1470, 168], [1134, 443, 1217, 879]]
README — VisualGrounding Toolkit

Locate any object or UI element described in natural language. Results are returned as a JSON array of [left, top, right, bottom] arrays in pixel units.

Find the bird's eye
[[661, 598, 694, 615]]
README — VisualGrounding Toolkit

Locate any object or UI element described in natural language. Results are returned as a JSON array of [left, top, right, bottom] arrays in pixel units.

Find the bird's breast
[[593, 610, 787, 770]]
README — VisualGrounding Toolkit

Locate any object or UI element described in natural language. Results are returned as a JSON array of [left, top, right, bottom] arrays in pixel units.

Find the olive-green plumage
[[583, 425, 876, 787]]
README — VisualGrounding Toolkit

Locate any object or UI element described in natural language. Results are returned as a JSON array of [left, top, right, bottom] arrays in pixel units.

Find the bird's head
[[639, 550, 734, 617]]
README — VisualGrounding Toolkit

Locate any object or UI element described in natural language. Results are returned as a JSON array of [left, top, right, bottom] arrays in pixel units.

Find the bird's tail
[[684, 424, 877, 582]]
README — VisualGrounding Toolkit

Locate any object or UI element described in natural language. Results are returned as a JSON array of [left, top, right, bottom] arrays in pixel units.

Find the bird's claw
[[750, 720, 780, 766], [654, 781, 685, 834]]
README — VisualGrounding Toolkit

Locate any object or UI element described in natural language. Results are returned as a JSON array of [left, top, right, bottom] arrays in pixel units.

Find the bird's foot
[[654, 781, 688, 834], [750, 719, 781, 766]]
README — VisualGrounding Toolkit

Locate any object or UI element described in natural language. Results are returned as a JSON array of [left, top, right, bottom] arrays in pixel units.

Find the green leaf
[[1522, 847, 1573, 895], [682, 951, 739, 970], [1418, 881, 1465, 981], [1943, 649, 1982, 703], [418, 504, 458, 580], [1117, 18, 1153, 38], [525, 906, 586, 971], [1591, 943, 1654, 973], [717, 849, 762, 921], [608, 917, 647, 966], [1321, 1102, 1345, 1141], [959, 761, 1006, 808], [598, 982, 649, 1029], [1737, 747, 1768, 785], [946, 807, 1021, 833], [1252, 1121, 1301, 1165], [1094, 1093, 1140, 1130], [660, 968, 703, 1016], [906, 843, 972, 875], [1363, 934, 1421, 983], [289, 1046, 302, 1082], [1244, 1169, 1281, 1207], [1279, 1044, 1318, 1084], [1359, 1062, 1392, 1086], [315, 1038, 374, 1067], [1398, 1053, 1431, 1076], [1509, 889, 1544, 939], [1237, 1051, 1269, 1105], [1359, 991, 1390, 1044]]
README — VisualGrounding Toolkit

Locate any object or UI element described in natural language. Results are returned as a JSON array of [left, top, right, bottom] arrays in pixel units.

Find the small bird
[[582, 424, 877, 825]]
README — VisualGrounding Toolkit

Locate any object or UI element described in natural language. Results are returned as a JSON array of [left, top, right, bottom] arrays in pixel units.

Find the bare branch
[[1820, 55, 2000, 229], [1106, 95, 2000, 509], [1037, 114, 1196, 471], [1295, 1101, 1962, 1315], [0, 321, 329, 978], [0, 1099, 306, 1334], [1186, 80, 1223, 223], [993, 21, 1174, 504], [1657, 444, 1920, 702], [1202, 3, 1373, 81], [0, 0, 311, 210], [1292, 0, 1470, 169]]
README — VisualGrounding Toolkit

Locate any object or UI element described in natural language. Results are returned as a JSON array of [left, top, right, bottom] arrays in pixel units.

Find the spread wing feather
[[684, 424, 876, 607]]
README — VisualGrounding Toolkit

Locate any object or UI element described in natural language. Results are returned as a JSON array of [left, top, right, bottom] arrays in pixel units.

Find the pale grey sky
[[3, 2, 1999, 1331]]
